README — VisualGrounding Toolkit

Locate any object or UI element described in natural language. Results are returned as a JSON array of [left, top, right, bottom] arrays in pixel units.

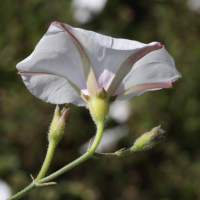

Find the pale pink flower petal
[[17, 24, 87, 94], [19, 72, 86, 106], [63, 25, 160, 90], [116, 48, 181, 100], [106, 43, 163, 97], [16, 22, 181, 106]]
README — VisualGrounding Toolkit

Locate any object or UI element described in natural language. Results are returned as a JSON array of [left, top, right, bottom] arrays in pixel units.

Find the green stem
[[93, 147, 136, 158], [36, 140, 57, 181], [88, 121, 104, 152], [8, 121, 104, 200], [93, 125, 165, 159]]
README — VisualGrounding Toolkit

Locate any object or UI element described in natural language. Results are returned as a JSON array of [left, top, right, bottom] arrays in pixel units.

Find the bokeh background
[[1, 0, 200, 199]]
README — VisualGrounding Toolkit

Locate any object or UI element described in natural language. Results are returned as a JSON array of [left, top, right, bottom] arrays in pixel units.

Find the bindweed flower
[[10, 23, 182, 200], [17, 22, 181, 122]]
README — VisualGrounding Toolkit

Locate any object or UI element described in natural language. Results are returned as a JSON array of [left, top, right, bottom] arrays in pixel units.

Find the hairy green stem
[[8, 121, 104, 200], [93, 147, 137, 158], [93, 125, 165, 159], [36, 140, 57, 181]]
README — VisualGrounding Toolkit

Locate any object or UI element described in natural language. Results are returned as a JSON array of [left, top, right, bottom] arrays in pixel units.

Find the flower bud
[[49, 105, 69, 145], [131, 125, 165, 151]]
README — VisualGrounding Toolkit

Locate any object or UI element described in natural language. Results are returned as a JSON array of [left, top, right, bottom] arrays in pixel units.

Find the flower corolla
[[17, 22, 181, 106]]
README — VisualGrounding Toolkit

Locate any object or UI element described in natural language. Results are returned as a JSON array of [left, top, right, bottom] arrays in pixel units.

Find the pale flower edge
[[17, 22, 181, 106]]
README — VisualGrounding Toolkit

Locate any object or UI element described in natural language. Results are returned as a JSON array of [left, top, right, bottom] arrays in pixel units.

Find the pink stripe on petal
[[118, 81, 172, 97], [106, 43, 163, 97], [18, 71, 53, 75], [57, 22, 99, 97], [60, 23, 86, 54], [126, 43, 163, 66]]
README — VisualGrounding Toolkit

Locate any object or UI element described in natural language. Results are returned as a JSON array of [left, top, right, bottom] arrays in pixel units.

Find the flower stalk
[[8, 104, 105, 200], [12, 21, 181, 200], [35, 139, 57, 181], [35, 105, 69, 181], [93, 125, 165, 158]]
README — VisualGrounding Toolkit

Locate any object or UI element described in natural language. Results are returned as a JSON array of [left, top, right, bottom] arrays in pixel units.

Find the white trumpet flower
[[17, 22, 181, 107]]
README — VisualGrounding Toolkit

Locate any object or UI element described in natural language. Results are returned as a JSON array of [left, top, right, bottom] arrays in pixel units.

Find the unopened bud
[[49, 105, 69, 145], [131, 125, 165, 151]]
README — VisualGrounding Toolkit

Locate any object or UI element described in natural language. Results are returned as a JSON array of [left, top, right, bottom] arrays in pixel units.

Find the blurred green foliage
[[1, 0, 200, 199]]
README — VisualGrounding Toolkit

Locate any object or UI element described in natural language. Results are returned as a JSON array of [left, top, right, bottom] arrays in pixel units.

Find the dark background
[[1, 0, 200, 199]]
